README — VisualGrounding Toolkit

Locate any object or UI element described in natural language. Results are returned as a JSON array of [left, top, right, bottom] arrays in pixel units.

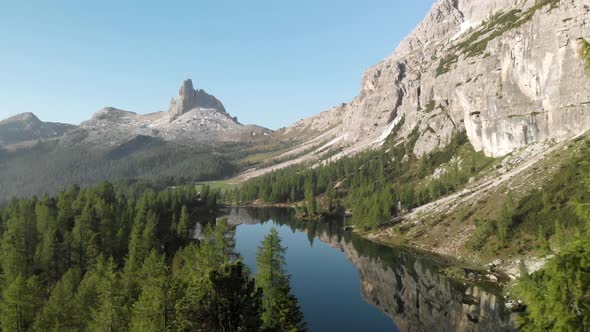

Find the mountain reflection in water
[[220, 207, 517, 332]]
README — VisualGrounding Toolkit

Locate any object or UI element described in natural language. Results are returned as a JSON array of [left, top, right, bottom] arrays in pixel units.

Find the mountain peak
[[1, 112, 41, 124], [179, 78, 194, 97], [168, 79, 227, 121], [0, 112, 75, 146]]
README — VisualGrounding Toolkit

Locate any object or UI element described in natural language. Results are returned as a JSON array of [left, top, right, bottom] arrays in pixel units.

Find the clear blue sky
[[0, 0, 436, 129]]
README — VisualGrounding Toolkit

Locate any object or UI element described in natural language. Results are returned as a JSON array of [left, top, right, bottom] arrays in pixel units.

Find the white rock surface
[[263, 0, 590, 177]]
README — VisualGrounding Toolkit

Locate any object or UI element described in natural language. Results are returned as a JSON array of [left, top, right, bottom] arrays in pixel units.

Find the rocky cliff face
[[168, 79, 228, 120], [270, 0, 590, 169]]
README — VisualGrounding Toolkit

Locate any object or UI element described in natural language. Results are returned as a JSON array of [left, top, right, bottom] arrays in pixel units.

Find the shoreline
[[222, 204, 514, 287]]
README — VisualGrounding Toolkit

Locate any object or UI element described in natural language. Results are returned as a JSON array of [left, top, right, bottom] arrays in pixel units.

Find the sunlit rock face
[[278, 0, 590, 160]]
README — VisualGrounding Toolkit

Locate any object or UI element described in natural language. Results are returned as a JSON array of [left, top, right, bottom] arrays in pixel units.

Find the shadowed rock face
[[227, 208, 517, 332]]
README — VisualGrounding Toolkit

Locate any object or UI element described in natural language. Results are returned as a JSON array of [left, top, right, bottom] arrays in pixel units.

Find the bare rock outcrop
[[168, 78, 227, 121], [266, 0, 590, 176]]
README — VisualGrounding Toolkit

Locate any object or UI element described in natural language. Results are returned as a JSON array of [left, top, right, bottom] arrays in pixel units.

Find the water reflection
[[221, 207, 517, 332]]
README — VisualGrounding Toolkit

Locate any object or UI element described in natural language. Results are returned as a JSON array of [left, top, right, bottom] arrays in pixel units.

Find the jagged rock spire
[[168, 79, 227, 121]]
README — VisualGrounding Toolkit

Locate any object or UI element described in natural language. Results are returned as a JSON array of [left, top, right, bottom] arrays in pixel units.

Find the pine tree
[[256, 228, 306, 331], [129, 250, 170, 332], [304, 178, 317, 218], [175, 262, 262, 332], [37, 226, 61, 282], [0, 215, 29, 280], [71, 206, 97, 271], [0, 275, 44, 332], [199, 220, 232, 272], [516, 172, 590, 331], [71, 267, 101, 330], [33, 268, 81, 331], [124, 211, 158, 300], [496, 194, 514, 245], [176, 205, 191, 239], [516, 238, 590, 331], [89, 257, 127, 332]]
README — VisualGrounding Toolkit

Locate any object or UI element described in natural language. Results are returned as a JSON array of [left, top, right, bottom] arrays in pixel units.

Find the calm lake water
[[220, 208, 514, 332]]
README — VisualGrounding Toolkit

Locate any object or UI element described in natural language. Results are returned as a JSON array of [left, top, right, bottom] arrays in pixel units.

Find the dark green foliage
[[88, 257, 127, 331], [516, 237, 590, 331], [0, 181, 303, 331], [468, 140, 590, 256], [465, 219, 496, 251], [436, 54, 459, 76], [33, 268, 82, 331], [256, 228, 306, 331], [421, 100, 437, 113], [580, 39, 590, 76], [496, 195, 515, 245], [483, 139, 590, 330], [180, 262, 263, 332], [231, 130, 493, 230], [0, 141, 237, 201], [436, 0, 561, 76], [0, 275, 44, 332], [129, 250, 170, 332]]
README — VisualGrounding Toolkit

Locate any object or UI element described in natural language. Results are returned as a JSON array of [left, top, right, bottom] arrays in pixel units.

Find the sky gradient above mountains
[[0, 0, 436, 129]]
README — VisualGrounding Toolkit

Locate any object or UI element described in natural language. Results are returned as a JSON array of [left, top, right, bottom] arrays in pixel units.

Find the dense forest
[[0, 140, 239, 202], [0, 182, 305, 331], [227, 127, 494, 229]]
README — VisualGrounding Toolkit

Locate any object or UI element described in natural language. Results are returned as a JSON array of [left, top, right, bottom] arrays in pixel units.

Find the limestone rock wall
[[280, 0, 590, 159]]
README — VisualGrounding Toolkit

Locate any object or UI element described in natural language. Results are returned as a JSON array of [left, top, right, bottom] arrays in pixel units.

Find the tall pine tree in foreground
[[0, 275, 44, 332], [33, 268, 81, 331], [129, 250, 170, 332], [256, 228, 306, 332]]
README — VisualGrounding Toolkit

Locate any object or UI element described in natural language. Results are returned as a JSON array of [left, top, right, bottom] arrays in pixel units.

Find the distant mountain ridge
[[0, 112, 76, 146], [0, 79, 272, 148], [0, 79, 274, 200]]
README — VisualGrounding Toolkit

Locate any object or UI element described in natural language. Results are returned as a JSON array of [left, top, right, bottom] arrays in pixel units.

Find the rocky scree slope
[[246, 0, 590, 179]]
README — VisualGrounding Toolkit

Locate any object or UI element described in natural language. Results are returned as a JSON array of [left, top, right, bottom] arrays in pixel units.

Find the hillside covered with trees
[[228, 128, 494, 229], [0, 182, 305, 331], [0, 141, 240, 202]]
